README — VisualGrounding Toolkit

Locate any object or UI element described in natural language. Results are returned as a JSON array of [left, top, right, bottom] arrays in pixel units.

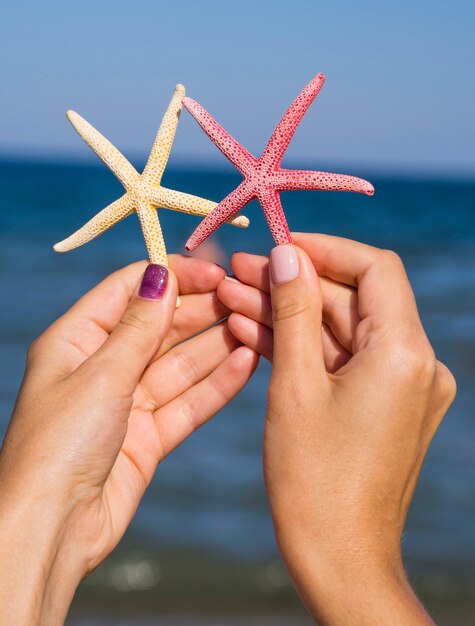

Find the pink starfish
[[183, 73, 374, 251]]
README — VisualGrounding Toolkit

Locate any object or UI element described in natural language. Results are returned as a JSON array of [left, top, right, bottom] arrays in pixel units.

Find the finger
[[33, 258, 229, 376], [231, 252, 270, 292], [53, 255, 226, 335], [141, 322, 241, 407], [218, 271, 359, 354], [321, 277, 359, 353], [155, 347, 259, 457], [226, 312, 351, 372], [157, 291, 229, 356], [227, 313, 274, 361], [83, 264, 178, 396], [322, 324, 352, 373], [231, 253, 361, 352], [269, 245, 326, 377], [291, 233, 421, 334], [217, 277, 272, 327], [167, 254, 227, 294]]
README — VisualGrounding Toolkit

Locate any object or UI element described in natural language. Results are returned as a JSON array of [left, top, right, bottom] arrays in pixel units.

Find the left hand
[[0, 255, 258, 626]]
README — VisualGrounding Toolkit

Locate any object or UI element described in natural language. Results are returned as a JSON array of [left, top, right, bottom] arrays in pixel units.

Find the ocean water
[[0, 159, 474, 624]]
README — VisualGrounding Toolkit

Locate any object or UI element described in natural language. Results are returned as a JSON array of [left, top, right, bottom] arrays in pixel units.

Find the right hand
[[218, 233, 456, 625], [0, 255, 258, 626]]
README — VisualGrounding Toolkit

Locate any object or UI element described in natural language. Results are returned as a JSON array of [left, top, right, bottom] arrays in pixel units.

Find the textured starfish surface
[[183, 73, 374, 251], [54, 84, 249, 267]]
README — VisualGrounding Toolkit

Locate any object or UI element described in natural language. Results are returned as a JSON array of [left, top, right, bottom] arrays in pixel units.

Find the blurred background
[[1, 1, 474, 624]]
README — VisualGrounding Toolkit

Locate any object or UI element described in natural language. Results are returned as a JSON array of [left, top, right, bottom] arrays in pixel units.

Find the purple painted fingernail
[[139, 264, 168, 300]]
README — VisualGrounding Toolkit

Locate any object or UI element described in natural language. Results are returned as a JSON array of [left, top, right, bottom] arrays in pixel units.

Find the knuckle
[[119, 308, 149, 334], [173, 349, 200, 383], [386, 341, 436, 382], [273, 298, 311, 325], [322, 289, 339, 319], [381, 248, 402, 264], [208, 374, 232, 405], [179, 394, 201, 433], [381, 248, 404, 268]]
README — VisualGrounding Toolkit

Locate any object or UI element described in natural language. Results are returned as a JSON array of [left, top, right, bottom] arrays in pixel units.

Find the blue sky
[[1, 0, 473, 175]]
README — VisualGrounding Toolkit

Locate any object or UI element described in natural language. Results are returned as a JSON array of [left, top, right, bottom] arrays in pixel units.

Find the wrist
[[274, 527, 433, 625], [298, 559, 432, 626], [0, 476, 84, 625]]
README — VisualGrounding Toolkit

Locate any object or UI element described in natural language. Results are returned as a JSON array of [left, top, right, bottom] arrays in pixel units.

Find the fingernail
[[270, 245, 299, 285], [224, 275, 241, 284], [139, 264, 168, 299]]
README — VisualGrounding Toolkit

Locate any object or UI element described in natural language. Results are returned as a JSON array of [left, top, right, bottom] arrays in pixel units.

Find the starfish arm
[[182, 97, 257, 177], [150, 186, 250, 228], [185, 182, 255, 251], [136, 204, 168, 267], [257, 189, 292, 246], [67, 111, 139, 191], [260, 73, 326, 169], [53, 194, 134, 252], [274, 169, 374, 195], [142, 84, 185, 187]]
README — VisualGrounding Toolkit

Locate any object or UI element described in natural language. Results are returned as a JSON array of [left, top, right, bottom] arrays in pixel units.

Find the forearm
[[0, 477, 82, 626]]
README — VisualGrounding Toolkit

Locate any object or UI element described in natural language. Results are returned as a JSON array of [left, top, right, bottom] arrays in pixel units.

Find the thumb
[[269, 244, 325, 376], [87, 263, 178, 395]]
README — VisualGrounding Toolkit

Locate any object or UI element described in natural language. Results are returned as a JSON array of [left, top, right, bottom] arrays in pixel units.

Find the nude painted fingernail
[[270, 245, 299, 285], [139, 264, 168, 299]]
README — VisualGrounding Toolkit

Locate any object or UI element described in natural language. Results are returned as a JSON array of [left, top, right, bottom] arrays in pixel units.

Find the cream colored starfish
[[54, 84, 249, 267]]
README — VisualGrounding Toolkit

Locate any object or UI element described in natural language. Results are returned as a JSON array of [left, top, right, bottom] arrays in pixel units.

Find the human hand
[[217, 234, 456, 625], [0, 256, 258, 626]]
